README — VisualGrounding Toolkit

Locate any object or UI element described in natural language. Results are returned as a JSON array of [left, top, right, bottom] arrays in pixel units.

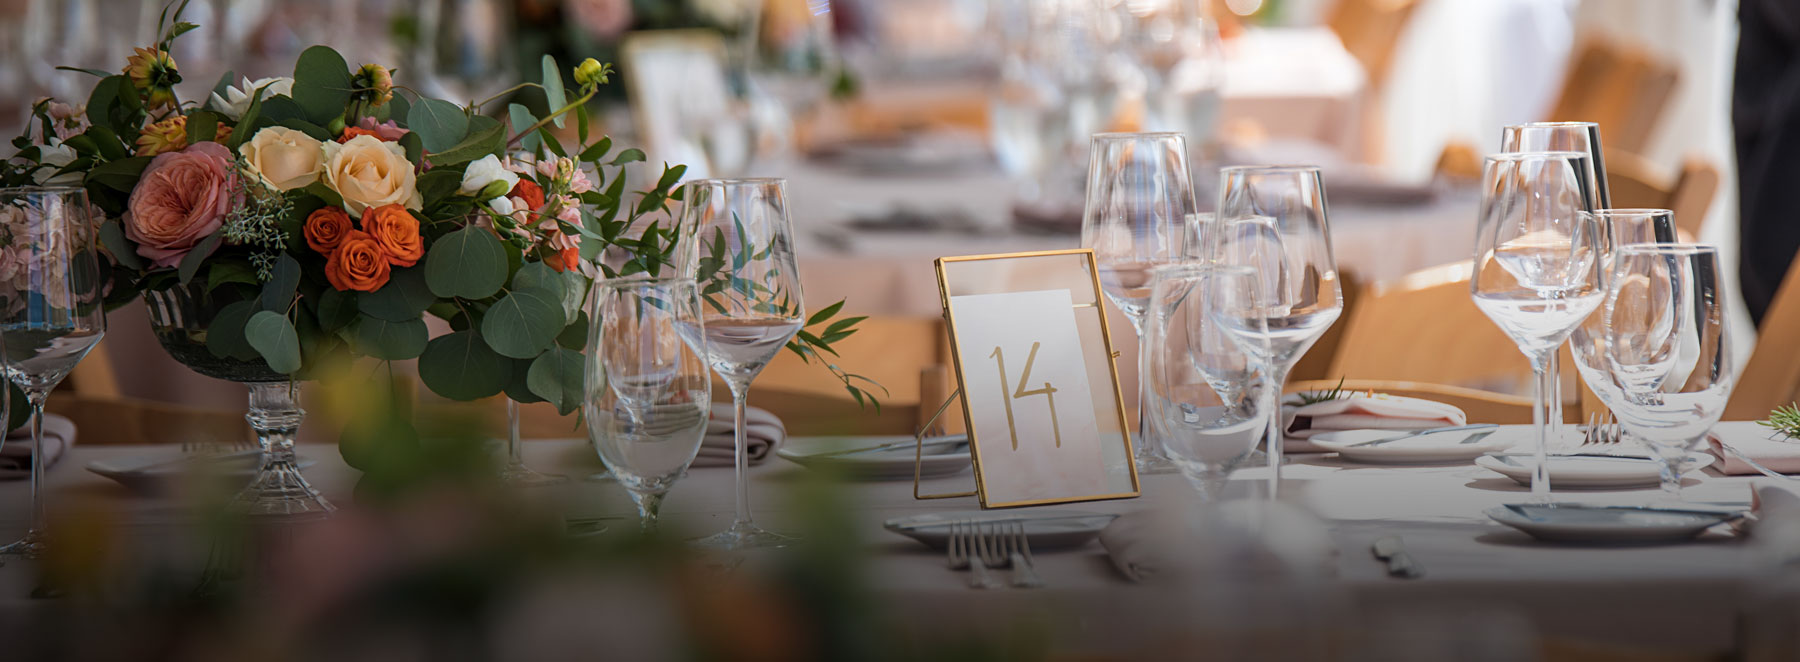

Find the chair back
[[1607, 151, 1720, 240], [1327, 0, 1423, 91], [1727, 245, 1800, 421], [1326, 261, 1532, 393], [1546, 37, 1680, 156]]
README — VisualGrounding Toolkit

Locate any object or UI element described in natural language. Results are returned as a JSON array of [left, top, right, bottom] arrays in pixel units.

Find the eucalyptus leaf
[[541, 55, 567, 128], [291, 45, 353, 125], [97, 220, 143, 271], [356, 266, 434, 321], [407, 97, 469, 153], [480, 288, 564, 359], [350, 315, 428, 360], [315, 288, 358, 331], [426, 115, 504, 167], [177, 233, 224, 285], [204, 299, 261, 361], [508, 103, 540, 154], [260, 253, 302, 311], [425, 226, 507, 299], [526, 347, 584, 415], [244, 310, 302, 374], [418, 330, 511, 401]]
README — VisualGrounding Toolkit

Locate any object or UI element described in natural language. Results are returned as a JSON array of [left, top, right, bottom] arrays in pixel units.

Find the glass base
[[1134, 453, 1182, 475], [234, 458, 336, 519], [693, 520, 794, 550], [0, 529, 46, 559], [499, 463, 570, 488], [583, 471, 616, 483]]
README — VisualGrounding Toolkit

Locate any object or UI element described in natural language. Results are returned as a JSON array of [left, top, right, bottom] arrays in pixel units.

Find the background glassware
[[1144, 263, 1267, 502], [1126, 5, 1224, 160], [1500, 122, 1608, 442], [1605, 244, 1733, 499], [410, 0, 516, 103], [586, 276, 712, 531], [497, 399, 568, 487], [1080, 132, 1196, 473], [1204, 166, 1342, 498], [0, 186, 105, 558], [1470, 152, 1605, 502], [677, 178, 805, 549], [741, 0, 837, 116], [1567, 209, 1679, 430]]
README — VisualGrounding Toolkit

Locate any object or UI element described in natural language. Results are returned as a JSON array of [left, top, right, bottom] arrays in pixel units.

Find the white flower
[[208, 77, 295, 121], [459, 154, 520, 198], [488, 195, 515, 217], [33, 140, 79, 185]]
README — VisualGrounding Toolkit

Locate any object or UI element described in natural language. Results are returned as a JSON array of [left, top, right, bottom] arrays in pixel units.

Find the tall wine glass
[[1604, 244, 1733, 499], [0, 186, 105, 558], [586, 276, 712, 531], [1204, 166, 1342, 498], [677, 178, 805, 549], [1145, 263, 1267, 502], [1081, 132, 1197, 474], [1470, 153, 1605, 502], [1567, 209, 1679, 430], [1501, 122, 1608, 442]]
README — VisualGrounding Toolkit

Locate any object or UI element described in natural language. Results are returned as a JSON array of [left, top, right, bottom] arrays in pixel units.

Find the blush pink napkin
[[692, 403, 785, 468], [0, 414, 75, 479], [1282, 393, 1467, 453], [1709, 428, 1800, 475]]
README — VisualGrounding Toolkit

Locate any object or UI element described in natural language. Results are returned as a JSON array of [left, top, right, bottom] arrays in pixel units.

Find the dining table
[[1, 421, 1791, 659]]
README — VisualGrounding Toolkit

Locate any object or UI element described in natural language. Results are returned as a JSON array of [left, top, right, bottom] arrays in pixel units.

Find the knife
[[1345, 424, 1499, 448], [1371, 535, 1424, 579]]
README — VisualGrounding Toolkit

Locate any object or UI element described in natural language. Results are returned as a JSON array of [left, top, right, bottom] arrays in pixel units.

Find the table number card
[[931, 249, 1140, 508]]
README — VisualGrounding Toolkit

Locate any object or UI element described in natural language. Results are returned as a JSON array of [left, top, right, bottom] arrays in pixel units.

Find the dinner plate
[[778, 435, 972, 481], [1475, 452, 1715, 489], [1484, 503, 1743, 543], [88, 450, 312, 496], [884, 510, 1118, 550], [1310, 428, 1513, 464]]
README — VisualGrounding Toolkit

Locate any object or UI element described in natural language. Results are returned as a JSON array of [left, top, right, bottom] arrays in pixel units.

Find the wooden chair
[[1726, 245, 1800, 421], [1606, 150, 1721, 240], [1287, 378, 1538, 424], [1326, 0, 1424, 92], [1545, 37, 1680, 157], [48, 338, 251, 445], [1289, 270, 1360, 383]]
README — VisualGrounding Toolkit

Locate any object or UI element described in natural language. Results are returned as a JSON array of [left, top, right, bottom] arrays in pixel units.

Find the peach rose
[[321, 134, 420, 218], [362, 204, 424, 267], [125, 141, 235, 268], [325, 231, 391, 292], [304, 207, 352, 255], [240, 126, 324, 191]]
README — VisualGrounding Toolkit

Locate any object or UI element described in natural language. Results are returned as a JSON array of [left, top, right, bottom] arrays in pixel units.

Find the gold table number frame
[[916, 249, 1141, 508]]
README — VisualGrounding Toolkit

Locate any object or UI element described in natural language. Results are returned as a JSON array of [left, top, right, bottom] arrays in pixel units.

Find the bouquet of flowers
[[3, 4, 873, 416]]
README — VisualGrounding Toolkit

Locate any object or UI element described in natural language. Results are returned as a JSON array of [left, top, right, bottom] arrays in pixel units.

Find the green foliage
[[1761, 403, 1800, 440], [418, 330, 511, 401], [425, 227, 508, 299], [480, 287, 564, 359], [526, 347, 583, 415], [357, 267, 434, 321], [349, 315, 428, 360], [426, 115, 505, 167], [1297, 376, 1351, 405], [291, 46, 353, 125], [406, 98, 467, 153], [244, 310, 301, 374]]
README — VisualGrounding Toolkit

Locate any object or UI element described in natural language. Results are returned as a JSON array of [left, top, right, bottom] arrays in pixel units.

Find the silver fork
[[946, 522, 1000, 589], [1580, 410, 1621, 446], [1003, 521, 1045, 588]]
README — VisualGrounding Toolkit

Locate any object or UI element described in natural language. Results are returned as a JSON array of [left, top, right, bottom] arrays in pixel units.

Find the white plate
[[1475, 452, 1715, 489], [885, 510, 1118, 550], [1485, 503, 1743, 543], [778, 435, 972, 481], [88, 450, 311, 496], [1311, 428, 1514, 464]]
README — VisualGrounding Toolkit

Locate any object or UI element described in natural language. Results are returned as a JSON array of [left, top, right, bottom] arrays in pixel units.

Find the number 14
[[990, 342, 1063, 451]]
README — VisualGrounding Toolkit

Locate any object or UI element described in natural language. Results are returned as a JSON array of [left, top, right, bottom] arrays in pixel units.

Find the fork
[[1580, 410, 1621, 447], [946, 522, 1000, 589], [972, 523, 1022, 589], [1002, 521, 1045, 588]]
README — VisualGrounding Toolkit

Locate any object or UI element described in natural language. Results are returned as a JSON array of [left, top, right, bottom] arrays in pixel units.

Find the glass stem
[[1659, 458, 1683, 498], [25, 391, 47, 537], [1263, 362, 1288, 499], [732, 392, 753, 527], [247, 382, 303, 471], [1528, 355, 1554, 503], [1546, 351, 1563, 442], [632, 491, 665, 533], [506, 399, 524, 468]]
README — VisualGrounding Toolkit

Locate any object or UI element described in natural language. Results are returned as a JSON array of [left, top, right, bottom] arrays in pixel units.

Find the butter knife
[[1371, 535, 1424, 579]]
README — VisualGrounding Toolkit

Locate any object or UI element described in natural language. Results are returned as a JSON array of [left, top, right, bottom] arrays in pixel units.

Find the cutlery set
[[945, 521, 1044, 589]]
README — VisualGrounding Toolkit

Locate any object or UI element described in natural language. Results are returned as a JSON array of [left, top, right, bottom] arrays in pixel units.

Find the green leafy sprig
[[1760, 403, 1800, 441], [1296, 376, 1351, 406]]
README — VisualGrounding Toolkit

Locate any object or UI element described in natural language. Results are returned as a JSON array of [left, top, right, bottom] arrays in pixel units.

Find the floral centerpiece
[[3, 4, 873, 515]]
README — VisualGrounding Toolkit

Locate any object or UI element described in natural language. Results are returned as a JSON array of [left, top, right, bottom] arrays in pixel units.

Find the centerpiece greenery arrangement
[[2, 1, 873, 514]]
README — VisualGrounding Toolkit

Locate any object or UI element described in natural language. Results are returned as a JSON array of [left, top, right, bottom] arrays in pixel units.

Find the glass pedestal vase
[[144, 285, 334, 518]]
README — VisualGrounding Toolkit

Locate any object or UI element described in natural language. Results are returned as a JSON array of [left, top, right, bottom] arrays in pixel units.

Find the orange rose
[[325, 231, 391, 292], [304, 207, 352, 255], [547, 246, 581, 273], [362, 203, 424, 267], [509, 179, 545, 211]]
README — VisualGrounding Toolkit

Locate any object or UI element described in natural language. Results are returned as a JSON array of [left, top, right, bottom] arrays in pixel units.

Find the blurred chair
[[1327, 0, 1424, 91], [1606, 150, 1721, 240], [50, 340, 251, 445], [1546, 36, 1680, 157], [1286, 378, 1537, 424], [1727, 245, 1800, 422], [743, 316, 955, 436], [1322, 261, 1582, 420], [1288, 270, 1360, 383]]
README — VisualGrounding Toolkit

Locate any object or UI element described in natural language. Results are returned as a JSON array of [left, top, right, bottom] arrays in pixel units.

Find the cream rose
[[321, 134, 421, 218], [209, 76, 295, 121], [239, 127, 324, 191], [458, 154, 518, 199]]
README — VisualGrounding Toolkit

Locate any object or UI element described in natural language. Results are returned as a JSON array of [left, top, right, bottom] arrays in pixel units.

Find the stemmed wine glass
[[1144, 263, 1268, 502], [677, 178, 805, 549], [585, 276, 713, 531], [1080, 132, 1197, 474], [1203, 166, 1342, 498], [1604, 244, 1734, 499], [0, 186, 105, 558], [1501, 122, 1608, 441], [1470, 153, 1606, 502], [1567, 209, 1679, 430]]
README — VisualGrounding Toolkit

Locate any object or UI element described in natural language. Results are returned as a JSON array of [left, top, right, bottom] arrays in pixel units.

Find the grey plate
[[884, 510, 1118, 550], [779, 435, 972, 481], [1484, 503, 1742, 543]]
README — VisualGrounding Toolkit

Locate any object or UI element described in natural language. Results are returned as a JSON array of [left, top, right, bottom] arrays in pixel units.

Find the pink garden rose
[[125, 141, 235, 268]]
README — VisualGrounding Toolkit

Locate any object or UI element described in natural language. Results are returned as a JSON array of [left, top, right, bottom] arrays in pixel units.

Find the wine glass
[[1203, 166, 1342, 498], [676, 178, 805, 549], [586, 275, 712, 531], [1130, 8, 1225, 157], [1080, 132, 1197, 474], [1604, 244, 1733, 499], [1469, 153, 1605, 502], [1144, 263, 1267, 502], [1567, 209, 1679, 432], [1501, 122, 1608, 441], [0, 186, 105, 558]]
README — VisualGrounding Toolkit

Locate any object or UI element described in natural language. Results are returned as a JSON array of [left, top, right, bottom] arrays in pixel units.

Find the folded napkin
[[0, 414, 75, 479], [1283, 393, 1467, 451], [1100, 504, 1335, 583], [692, 404, 786, 468], [1098, 509, 1182, 582], [1710, 428, 1800, 476]]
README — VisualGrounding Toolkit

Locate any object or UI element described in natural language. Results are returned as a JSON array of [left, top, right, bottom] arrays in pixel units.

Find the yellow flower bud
[[573, 59, 612, 88]]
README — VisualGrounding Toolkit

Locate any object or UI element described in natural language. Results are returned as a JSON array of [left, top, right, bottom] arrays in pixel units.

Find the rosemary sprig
[[1296, 376, 1351, 406], [1760, 403, 1800, 440]]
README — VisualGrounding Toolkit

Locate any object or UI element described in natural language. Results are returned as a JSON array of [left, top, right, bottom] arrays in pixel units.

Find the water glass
[[1145, 263, 1267, 501], [1567, 209, 1679, 426]]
